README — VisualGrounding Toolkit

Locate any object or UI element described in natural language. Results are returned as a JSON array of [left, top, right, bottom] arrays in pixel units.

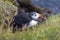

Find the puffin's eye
[[35, 14, 37, 16]]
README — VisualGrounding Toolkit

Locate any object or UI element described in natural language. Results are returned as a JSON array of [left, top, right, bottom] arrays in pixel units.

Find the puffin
[[10, 12, 43, 33]]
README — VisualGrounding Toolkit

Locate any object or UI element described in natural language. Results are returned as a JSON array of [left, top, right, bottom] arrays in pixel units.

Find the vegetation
[[0, 0, 60, 40]]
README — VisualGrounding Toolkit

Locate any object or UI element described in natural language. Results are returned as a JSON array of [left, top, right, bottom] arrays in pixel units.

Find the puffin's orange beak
[[38, 14, 46, 22]]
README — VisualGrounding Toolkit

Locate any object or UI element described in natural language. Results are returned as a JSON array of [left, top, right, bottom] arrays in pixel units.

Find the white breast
[[27, 20, 38, 28]]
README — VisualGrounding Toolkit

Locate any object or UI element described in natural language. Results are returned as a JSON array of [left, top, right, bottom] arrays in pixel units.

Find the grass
[[0, 0, 60, 40]]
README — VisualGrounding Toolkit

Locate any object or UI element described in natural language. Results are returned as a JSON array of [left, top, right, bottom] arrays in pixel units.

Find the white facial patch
[[30, 12, 40, 20]]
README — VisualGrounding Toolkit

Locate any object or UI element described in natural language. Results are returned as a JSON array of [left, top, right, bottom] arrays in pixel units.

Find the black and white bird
[[10, 12, 41, 33]]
